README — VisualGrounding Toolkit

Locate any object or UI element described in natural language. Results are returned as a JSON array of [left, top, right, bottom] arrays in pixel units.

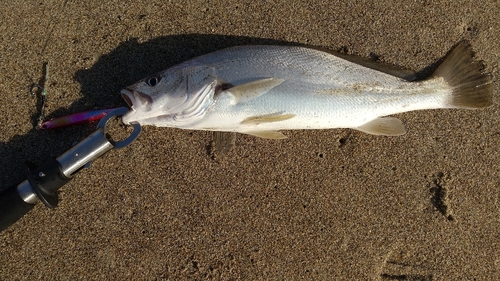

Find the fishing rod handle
[[0, 183, 36, 232], [0, 108, 141, 232], [0, 130, 113, 232]]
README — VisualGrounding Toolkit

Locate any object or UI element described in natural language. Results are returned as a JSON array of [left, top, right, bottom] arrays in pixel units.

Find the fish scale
[[196, 46, 394, 85]]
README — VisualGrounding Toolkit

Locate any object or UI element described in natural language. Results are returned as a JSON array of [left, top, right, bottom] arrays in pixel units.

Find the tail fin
[[433, 42, 493, 108]]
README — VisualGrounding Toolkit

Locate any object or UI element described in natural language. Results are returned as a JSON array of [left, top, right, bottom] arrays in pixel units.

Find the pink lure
[[39, 108, 119, 129]]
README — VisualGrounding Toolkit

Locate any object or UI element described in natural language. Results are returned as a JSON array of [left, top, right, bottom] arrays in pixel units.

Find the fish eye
[[146, 76, 161, 87]]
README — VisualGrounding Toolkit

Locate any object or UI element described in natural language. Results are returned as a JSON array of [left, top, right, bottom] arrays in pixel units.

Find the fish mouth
[[121, 89, 134, 108], [121, 89, 154, 124], [121, 89, 153, 109]]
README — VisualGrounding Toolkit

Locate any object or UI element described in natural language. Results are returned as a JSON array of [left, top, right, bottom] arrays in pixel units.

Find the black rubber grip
[[0, 185, 35, 232]]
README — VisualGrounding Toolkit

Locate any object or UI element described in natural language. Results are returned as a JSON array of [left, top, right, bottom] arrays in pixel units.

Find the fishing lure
[[39, 108, 119, 129]]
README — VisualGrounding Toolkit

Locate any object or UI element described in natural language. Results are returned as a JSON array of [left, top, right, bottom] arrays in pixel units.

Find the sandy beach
[[0, 1, 499, 280]]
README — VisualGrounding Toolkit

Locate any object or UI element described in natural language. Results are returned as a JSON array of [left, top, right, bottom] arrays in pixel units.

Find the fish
[[120, 42, 492, 140]]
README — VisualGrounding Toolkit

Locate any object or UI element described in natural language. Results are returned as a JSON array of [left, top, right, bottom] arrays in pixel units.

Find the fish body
[[121, 43, 492, 138]]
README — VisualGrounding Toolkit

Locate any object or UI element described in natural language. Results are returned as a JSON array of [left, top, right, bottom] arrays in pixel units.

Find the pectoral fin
[[243, 130, 287, 139], [355, 117, 406, 136], [213, 131, 236, 157], [226, 78, 285, 104]]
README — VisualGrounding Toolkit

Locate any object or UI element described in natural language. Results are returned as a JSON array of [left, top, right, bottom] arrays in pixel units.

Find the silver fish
[[121, 42, 492, 139]]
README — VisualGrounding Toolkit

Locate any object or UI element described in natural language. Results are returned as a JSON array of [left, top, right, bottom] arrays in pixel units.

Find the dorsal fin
[[308, 46, 417, 81]]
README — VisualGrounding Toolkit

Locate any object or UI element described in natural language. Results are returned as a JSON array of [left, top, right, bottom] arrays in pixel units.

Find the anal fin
[[355, 117, 406, 136]]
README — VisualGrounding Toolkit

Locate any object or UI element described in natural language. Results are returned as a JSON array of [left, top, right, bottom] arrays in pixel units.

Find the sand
[[0, 0, 499, 280]]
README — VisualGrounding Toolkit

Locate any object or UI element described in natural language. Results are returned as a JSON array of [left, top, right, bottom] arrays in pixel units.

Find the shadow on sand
[[0, 34, 299, 189], [0, 33, 446, 189]]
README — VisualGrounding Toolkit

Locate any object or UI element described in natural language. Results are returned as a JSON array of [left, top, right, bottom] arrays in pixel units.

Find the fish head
[[121, 65, 217, 127]]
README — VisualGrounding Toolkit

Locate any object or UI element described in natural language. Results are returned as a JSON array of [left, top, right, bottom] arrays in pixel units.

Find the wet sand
[[0, 1, 499, 280]]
